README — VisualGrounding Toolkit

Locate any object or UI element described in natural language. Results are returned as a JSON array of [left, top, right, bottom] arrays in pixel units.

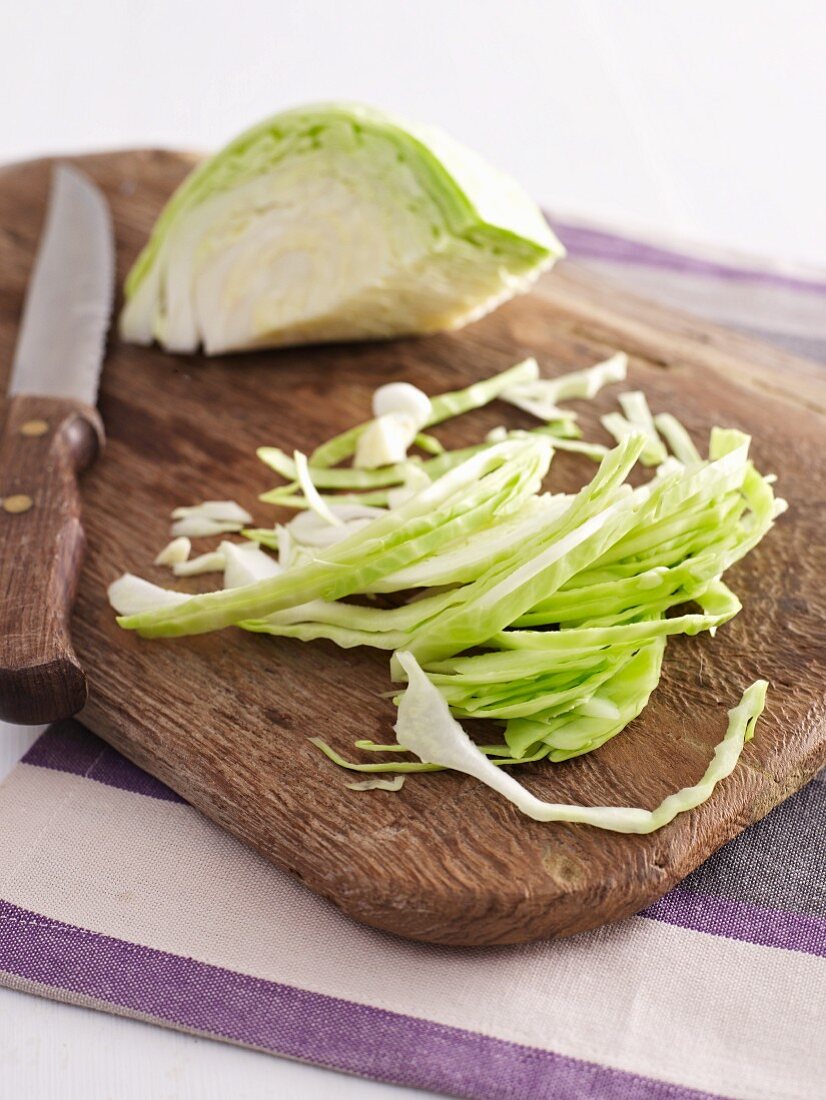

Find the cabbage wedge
[[121, 103, 563, 354]]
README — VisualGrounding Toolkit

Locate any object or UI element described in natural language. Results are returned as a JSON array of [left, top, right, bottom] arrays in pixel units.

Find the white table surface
[[1, 1, 824, 1096]]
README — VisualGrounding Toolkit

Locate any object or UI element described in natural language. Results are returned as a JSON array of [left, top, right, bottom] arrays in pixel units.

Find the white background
[[1, 2, 824, 1097], [3, 0, 826, 265]]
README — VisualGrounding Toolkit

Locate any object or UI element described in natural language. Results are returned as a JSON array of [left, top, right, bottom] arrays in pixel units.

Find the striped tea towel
[[1, 221, 824, 1100]]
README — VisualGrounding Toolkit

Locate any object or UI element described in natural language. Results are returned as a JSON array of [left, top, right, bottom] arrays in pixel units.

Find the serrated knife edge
[[8, 164, 114, 405]]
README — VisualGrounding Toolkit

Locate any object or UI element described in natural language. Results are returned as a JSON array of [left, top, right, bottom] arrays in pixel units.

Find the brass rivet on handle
[[2, 494, 34, 514], [20, 419, 50, 437]]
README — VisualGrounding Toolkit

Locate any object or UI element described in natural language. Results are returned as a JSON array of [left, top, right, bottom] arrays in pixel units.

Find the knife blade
[[0, 165, 114, 725], [9, 165, 114, 403]]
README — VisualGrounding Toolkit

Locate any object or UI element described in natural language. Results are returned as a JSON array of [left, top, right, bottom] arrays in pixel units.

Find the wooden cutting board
[[2, 151, 825, 947]]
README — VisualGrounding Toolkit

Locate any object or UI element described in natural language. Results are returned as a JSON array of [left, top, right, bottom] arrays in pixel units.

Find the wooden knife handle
[[0, 394, 104, 724]]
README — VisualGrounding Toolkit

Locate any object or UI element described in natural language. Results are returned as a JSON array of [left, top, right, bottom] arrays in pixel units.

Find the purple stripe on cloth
[[0, 900, 727, 1100], [22, 722, 183, 804], [554, 221, 826, 296], [640, 885, 826, 957], [22, 721, 104, 776]]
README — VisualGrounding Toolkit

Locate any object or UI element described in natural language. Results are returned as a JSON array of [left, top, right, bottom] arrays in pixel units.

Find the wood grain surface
[[1, 151, 824, 946]]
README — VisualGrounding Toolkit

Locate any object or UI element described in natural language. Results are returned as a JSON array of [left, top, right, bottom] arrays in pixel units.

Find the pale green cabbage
[[120, 104, 563, 354], [109, 357, 783, 832], [393, 651, 767, 833]]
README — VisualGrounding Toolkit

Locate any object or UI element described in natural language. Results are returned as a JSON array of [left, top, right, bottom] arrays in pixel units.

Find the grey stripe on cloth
[[677, 780, 826, 918]]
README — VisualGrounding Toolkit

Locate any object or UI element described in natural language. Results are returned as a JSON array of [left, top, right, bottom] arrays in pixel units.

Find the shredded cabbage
[[309, 357, 539, 470], [502, 352, 627, 421], [293, 450, 343, 526], [154, 537, 191, 566], [169, 500, 253, 538], [394, 651, 766, 832], [118, 437, 553, 637], [110, 353, 783, 831], [170, 516, 247, 538], [353, 414, 417, 469], [171, 501, 253, 523], [345, 776, 406, 792], [173, 550, 226, 576], [654, 413, 702, 465], [108, 574, 191, 615], [354, 383, 433, 469], [373, 382, 432, 425]]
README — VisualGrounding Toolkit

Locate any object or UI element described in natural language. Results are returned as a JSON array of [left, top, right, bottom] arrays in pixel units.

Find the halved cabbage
[[121, 103, 563, 354]]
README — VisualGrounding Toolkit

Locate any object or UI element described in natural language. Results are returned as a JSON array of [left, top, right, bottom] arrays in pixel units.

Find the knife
[[0, 166, 113, 725]]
